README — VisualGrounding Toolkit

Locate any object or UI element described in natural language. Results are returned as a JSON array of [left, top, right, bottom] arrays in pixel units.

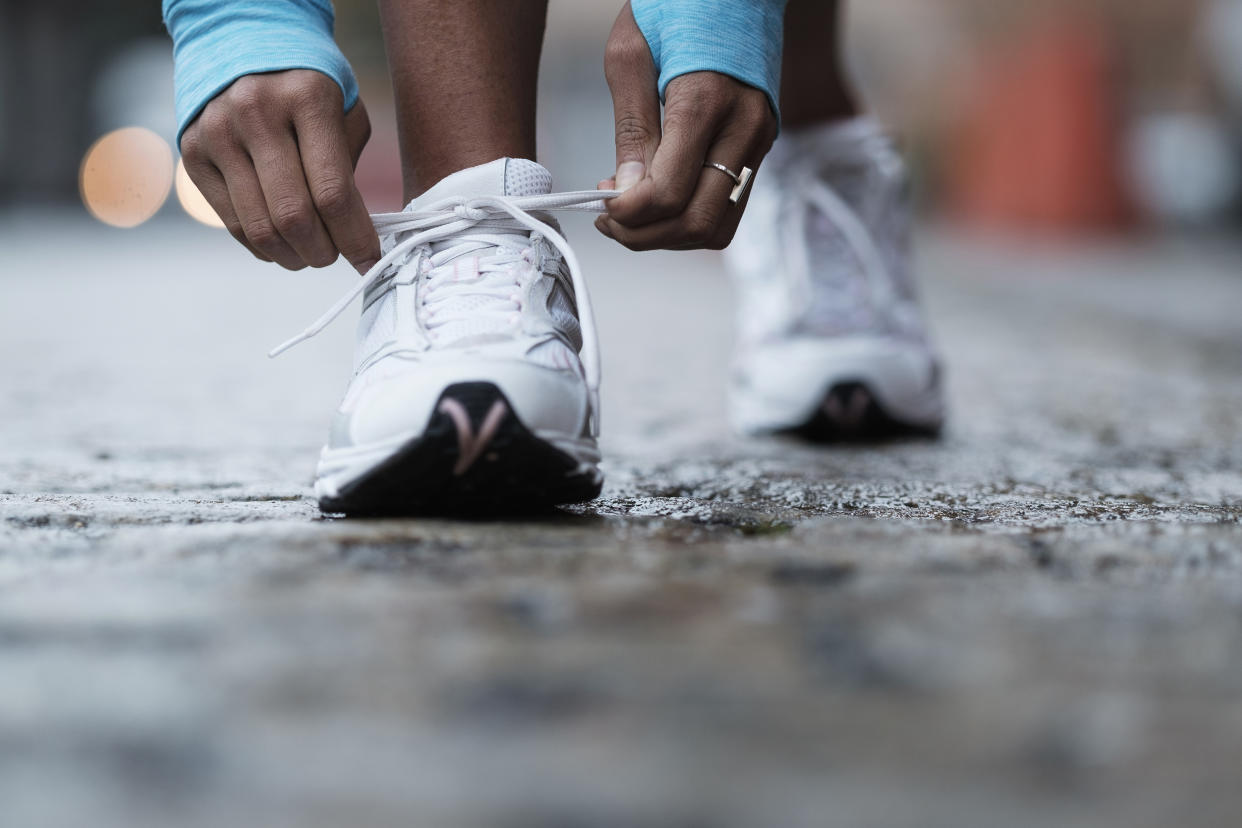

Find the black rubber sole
[[319, 382, 602, 517], [780, 381, 942, 444]]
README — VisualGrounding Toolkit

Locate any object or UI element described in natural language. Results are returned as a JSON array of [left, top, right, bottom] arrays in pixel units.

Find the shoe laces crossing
[[414, 230, 539, 341], [269, 189, 621, 434]]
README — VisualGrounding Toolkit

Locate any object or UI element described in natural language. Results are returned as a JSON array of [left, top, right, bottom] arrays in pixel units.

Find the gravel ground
[[2, 212, 1241, 827]]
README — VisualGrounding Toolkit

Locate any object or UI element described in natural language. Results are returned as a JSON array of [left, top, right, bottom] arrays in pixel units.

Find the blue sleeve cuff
[[630, 0, 787, 125], [164, 0, 359, 146]]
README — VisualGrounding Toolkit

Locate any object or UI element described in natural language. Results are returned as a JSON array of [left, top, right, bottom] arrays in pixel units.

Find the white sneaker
[[725, 117, 945, 440], [271, 158, 613, 514]]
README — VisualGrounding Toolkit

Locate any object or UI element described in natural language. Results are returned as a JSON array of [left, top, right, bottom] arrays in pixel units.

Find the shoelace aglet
[[267, 298, 360, 358], [268, 333, 310, 359]]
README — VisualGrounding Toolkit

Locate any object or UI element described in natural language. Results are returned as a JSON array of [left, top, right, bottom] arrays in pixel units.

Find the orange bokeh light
[[175, 157, 226, 228], [79, 127, 174, 228]]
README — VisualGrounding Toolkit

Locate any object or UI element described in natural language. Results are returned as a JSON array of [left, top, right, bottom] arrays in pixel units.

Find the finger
[[606, 80, 722, 227], [293, 106, 381, 273], [183, 159, 271, 261], [604, 2, 661, 193], [245, 127, 339, 268], [181, 124, 272, 261], [594, 214, 615, 240], [214, 147, 303, 269], [598, 133, 751, 251]]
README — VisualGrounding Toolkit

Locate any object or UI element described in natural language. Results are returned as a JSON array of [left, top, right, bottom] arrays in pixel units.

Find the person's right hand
[[180, 69, 380, 273]]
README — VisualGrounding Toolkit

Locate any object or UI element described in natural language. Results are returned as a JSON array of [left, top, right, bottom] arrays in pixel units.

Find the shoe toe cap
[[331, 357, 589, 449]]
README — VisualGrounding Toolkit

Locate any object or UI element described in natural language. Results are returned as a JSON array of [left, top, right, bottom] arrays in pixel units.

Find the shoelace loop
[[453, 204, 490, 221]]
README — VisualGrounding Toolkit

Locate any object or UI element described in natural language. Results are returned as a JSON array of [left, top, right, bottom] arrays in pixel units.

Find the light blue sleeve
[[630, 0, 788, 122], [163, 0, 359, 147]]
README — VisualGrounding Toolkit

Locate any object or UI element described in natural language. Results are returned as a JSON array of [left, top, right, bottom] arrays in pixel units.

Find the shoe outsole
[[781, 381, 942, 444], [318, 382, 601, 517]]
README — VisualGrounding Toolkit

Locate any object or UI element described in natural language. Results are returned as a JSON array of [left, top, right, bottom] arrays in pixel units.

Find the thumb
[[604, 3, 661, 192]]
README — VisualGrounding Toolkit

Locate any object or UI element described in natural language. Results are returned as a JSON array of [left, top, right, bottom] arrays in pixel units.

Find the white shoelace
[[269, 189, 621, 431], [417, 240, 532, 339]]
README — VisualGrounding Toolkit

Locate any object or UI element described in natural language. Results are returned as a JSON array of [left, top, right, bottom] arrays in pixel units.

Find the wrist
[[629, 0, 788, 126], [165, 0, 359, 145]]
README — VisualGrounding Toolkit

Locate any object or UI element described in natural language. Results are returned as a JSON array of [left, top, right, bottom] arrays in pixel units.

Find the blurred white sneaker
[[725, 117, 945, 440], [271, 158, 610, 514]]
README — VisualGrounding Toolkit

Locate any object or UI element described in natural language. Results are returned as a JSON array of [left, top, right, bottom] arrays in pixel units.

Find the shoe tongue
[[394, 159, 554, 350], [405, 158, 552, 210]]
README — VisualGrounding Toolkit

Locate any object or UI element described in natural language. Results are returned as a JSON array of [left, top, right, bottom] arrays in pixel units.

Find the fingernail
[[614, 161, 644, 192], [357, 258, 380, 274]]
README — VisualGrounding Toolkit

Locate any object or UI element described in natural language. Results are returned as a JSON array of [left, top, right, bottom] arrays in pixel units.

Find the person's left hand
[[596, 2, 778, 251]]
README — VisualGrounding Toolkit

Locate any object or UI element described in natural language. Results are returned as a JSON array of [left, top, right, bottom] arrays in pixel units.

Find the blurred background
[[4, 0, 1242, 233]]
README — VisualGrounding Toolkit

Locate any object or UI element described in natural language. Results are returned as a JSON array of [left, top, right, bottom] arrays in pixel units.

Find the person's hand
[[180, 70, 380, 273], [596, 2, 778, 251]]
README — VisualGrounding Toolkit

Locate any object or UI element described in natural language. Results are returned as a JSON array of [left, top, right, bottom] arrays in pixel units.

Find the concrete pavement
[[2, 212, 1241, 827]]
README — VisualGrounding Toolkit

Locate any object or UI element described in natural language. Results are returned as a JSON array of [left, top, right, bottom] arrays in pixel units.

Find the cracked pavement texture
[[3, 213, 1242, 828]]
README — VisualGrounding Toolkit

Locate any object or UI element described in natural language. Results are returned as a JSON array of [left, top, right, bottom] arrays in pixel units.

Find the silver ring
[[703, 162, 754, 204]]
